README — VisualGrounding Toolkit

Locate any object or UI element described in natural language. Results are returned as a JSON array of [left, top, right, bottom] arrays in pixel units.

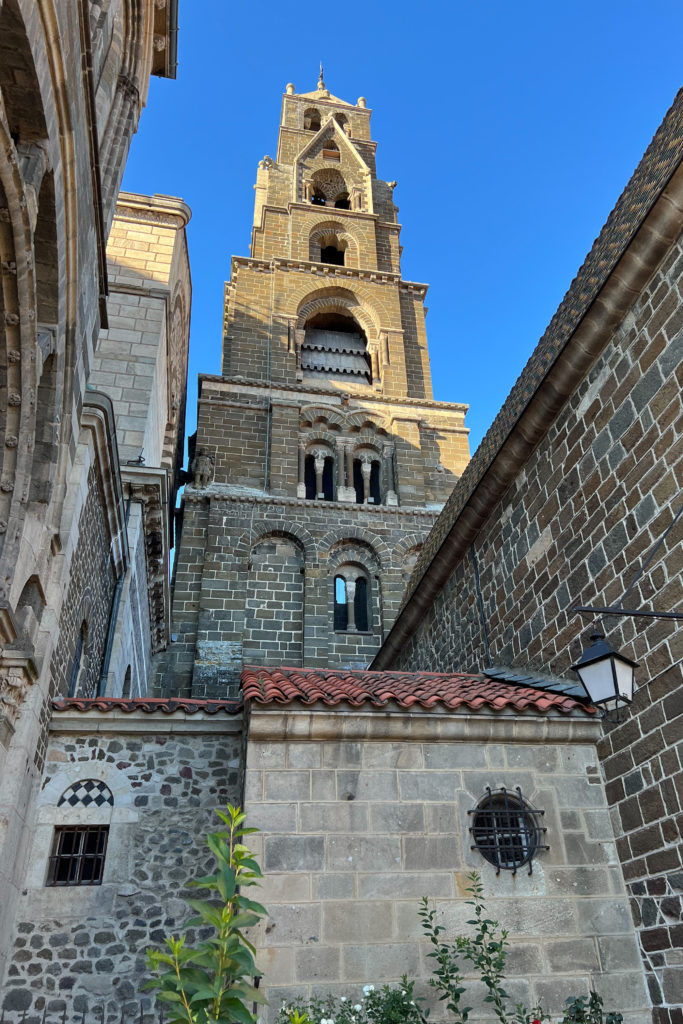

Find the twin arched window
[[334, 572, 369, 632]]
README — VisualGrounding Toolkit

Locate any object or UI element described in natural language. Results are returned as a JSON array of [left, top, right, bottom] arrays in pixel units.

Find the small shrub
[[146, 805, 268, 1024]]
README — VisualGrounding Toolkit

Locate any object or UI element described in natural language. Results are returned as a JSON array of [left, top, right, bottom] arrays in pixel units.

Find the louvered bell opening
[[302, 325, 371, 383]]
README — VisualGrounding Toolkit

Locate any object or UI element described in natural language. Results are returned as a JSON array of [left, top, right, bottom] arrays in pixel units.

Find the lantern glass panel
[[614, 658, 634, 703], [577, 659, 616, 705]]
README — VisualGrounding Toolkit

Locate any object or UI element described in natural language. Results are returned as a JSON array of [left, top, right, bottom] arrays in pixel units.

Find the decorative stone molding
[[0, 646, 38, 748], [122, 466, 171, 655], [81, 391, 128, 579]]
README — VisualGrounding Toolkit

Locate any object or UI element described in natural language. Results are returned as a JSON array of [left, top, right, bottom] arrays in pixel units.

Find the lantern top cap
[[570, 632, 639, 672]]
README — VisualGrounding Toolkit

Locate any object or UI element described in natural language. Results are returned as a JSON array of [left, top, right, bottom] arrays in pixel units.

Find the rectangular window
[[47, 825, 109, 886]]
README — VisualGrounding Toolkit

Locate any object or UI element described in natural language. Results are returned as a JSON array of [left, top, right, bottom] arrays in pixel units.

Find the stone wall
[[244, 706, 650, 1023], [2, 706, 243, 1020], [164, 495, 438, 698], [389, 229, 683, 1020], [49, 465, 117, 706]]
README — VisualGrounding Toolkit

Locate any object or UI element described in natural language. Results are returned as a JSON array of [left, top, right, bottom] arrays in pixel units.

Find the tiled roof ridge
[[52, 697, 242, 715], [241, 665, 595, 716], [401, 86, 683, 605]]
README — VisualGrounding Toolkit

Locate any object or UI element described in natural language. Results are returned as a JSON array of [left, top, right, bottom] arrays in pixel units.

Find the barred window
[[47, 825, 109, 886], [469, 787, 547, 875]]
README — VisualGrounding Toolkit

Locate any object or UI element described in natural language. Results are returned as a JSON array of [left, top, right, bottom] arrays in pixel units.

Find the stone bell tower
[[162, 76, 470, 697]]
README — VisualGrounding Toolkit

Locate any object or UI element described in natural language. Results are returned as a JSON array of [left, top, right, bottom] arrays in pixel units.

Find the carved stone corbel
[[0, 647, 38, 748]]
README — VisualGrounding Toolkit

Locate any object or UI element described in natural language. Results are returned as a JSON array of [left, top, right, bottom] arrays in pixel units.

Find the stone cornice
[[247, 706, 601, 744], [182, 487, 443, 518], [114, 191, 191, 229], [228, 255, 426, 295], [197, 374, 469, 415]]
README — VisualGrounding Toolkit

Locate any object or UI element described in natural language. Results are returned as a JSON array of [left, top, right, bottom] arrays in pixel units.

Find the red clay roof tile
[[52, 697, 241, 715], [241, 666, 594, 715]]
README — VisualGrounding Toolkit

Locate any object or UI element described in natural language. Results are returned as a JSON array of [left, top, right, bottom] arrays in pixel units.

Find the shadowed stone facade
[[4, 704, 242, 1016], [162, 77, 470, 697], [374, 90, 683, 1024], [0, 0, 188, 994]]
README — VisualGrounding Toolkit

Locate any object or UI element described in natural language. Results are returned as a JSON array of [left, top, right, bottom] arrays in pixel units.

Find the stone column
[[346, 578, 356, 631], [297, 442, 306, 499], [336, 439, 345, 493], [383, 444, 398, 506], [314, 451, 325, 499], [338, 443, 356, 503], [361, 457, 372, 503]]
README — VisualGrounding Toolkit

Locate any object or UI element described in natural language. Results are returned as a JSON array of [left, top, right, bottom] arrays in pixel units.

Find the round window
[[469, 787, 546, 875]]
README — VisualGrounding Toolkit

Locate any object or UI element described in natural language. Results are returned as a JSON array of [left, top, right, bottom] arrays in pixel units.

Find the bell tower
[[163, 79, 471, 697]]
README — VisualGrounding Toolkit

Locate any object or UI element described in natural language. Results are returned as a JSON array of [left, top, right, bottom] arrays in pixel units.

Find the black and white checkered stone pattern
[[58, 780, 114, 808]]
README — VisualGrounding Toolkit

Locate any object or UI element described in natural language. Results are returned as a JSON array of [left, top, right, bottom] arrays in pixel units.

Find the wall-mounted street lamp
[[571, 501, 682, 720], [570, 632, 638, 718]]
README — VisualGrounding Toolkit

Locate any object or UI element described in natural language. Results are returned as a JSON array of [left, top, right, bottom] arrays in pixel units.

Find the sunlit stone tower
[[164, 75, 470, 696]]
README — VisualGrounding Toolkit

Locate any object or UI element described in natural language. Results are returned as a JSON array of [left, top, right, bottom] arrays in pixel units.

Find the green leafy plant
[[418, 873, 621, 1024], [146, 805, 268, 1024], [560, 993, 622, 1024]]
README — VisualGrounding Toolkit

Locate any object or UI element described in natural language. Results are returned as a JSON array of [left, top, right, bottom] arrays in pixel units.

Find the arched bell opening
[[304, 108, 321, 131], [301, 310, 371, 385]]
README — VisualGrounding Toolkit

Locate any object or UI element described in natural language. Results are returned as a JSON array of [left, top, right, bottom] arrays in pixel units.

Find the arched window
[[334, 192, 351, 210], [334, 576, 348, 631], [354, 576, 369, 632], [334, 113, 349, 132], [304, 451, 334, 500], [333, 569, 370, 632], [320, 243, 344, 266], [352, 456, 381, 503], [68, 621, 89, 697], [304, 108, 321, 131], [47, 780, 114, 887]]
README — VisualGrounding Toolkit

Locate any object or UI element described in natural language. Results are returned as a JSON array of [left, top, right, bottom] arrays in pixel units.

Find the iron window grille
[[47, 825, 109, 886], [468, 787, 547, 875]]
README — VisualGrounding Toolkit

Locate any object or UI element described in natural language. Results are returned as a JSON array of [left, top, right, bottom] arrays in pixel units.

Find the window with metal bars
[[469, 787, 547, 875], [46, 825, 109, 886]]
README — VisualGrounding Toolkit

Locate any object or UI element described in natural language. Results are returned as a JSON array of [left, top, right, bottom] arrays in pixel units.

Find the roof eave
[[372, 157, 683, 670]]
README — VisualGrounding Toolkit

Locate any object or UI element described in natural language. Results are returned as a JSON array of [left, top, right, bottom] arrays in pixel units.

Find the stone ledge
[[182, 488, 443, 517], [247, 707, 601, 743], [50, 707, 244, 735]]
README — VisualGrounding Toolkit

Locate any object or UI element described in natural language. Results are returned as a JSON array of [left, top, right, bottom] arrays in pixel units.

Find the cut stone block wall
[[2, 707, 243, 1019], [244, 707, 651, 1024]]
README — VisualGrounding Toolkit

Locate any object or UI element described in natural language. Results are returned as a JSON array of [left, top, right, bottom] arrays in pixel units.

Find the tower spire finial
[[318, 62, 325, 91]]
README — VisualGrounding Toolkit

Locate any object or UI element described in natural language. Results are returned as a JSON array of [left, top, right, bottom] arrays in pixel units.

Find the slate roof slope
[[241, 665, 594, 715], [53, 697, 242, 715], [403, 87, 683, 605]]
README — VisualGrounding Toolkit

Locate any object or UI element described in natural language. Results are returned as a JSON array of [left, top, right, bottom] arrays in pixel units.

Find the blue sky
[[122, 2, 683, 457]]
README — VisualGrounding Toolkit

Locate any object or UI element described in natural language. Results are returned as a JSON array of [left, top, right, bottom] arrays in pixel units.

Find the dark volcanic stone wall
[[3, 716, 243, 1021], [392, 234, 683, 1022]]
